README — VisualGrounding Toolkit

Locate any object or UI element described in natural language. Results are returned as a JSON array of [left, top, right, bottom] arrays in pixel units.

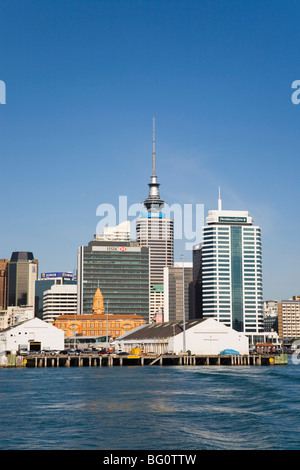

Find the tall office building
[[43, 283, 77, 324], [192, 244, 203, 318], [94, 221, 131, 242], [0, 259, 9, 309], [7, 252, 38, 307], [263, 300, 278, 333], [77, 237, 149, 322], [35, 272, 76, 319], [136, 120, 174, 322], [163, 263, 193, 322], [201, 192, 263, 334], [277, 296, 300, 344]]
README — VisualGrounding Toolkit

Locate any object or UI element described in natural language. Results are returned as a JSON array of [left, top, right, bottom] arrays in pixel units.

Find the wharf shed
[[0, 317, 64, 353], [115, 318, 249, 355]]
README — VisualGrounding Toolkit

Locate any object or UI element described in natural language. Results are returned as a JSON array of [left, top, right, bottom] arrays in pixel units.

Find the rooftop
[[55, 314, 145, 321], [118, 319, 207, 340]]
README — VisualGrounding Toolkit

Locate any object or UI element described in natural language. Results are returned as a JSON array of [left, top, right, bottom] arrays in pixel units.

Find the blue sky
[[1, 0, 300, 300]]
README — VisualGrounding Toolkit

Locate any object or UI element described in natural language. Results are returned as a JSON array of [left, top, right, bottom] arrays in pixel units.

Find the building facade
[[0, 259, 9, 309], [192, 244, 203, 318], [93, 287, 105, 314], [136, 214, 174, 322], [94, 221, 131, 242], [54, 287, 146, 348], [77, 239, 149, 321], [136, 120, 174, 322], [43, 283, 77, 324], [53, 313, 145, 344], [0, 317, 64, 353], [163, 263, 193, 322], [7, 252, 38, 307], [263, 300, 278, 333], [278, 296, 300, 344], [115, 318, 249, 355], [201, 193, 263, 334], [0, 306, 34, 331], [35, 272, 76, 319]]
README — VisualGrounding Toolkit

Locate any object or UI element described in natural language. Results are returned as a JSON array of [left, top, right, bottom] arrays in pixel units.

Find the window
[[231, 226, 243, 332]]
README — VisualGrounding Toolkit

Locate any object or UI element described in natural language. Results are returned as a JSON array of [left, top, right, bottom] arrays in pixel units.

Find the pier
[[5, 352, 288, 368]]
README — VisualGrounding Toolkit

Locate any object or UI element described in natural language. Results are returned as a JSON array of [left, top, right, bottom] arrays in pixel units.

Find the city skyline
[[1, 1, 300, 302]]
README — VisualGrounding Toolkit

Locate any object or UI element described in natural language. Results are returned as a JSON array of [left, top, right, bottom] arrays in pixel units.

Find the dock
[[6, 352, 288, 368]]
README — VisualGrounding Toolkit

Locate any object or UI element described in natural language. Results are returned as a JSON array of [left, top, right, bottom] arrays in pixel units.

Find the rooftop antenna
[[142, 117, 165, 212], [218, 186, 222, 211], [152, 117, 156, 176]]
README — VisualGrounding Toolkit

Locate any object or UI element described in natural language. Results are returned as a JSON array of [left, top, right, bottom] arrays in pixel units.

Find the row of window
[[203, 228, 261, 233]]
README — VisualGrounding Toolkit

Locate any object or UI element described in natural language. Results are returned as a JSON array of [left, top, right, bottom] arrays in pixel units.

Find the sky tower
[[136, 119, 174, 322]]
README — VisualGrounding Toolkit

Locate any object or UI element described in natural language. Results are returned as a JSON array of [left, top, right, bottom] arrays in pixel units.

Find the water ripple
[[1, 364, 300, 449]]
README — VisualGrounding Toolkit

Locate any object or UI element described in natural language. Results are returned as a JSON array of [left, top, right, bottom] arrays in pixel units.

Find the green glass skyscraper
[[201, 192, 263, 334], [77, 239, 149, 322]]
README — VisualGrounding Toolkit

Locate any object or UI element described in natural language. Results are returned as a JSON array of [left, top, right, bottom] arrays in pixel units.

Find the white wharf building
[[115, 318, 249, 355]]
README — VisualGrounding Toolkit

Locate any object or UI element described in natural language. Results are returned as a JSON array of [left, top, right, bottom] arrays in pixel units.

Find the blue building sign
[[41, 272, 73, 279]]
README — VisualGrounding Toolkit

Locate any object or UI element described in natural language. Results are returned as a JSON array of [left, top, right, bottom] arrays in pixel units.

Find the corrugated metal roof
[[117, 319, 207, 340]]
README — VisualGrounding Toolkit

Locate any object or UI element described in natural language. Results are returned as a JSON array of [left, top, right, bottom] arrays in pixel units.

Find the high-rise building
[[94, 221, 131, 242], [7, 306, 34, 326], [163, 263, 193, 322], [35, 272, 76, 319], [136, 120, 174, 322], [7, 252, 38, 307], [77, 237, 149, 322], [0, 259, 9, 309], [192, 244, 203, 319], [278, 296, 300, 344], [201, 192, 263, 334], [43, 283, 77, 324], [263, 300, 278, 332]]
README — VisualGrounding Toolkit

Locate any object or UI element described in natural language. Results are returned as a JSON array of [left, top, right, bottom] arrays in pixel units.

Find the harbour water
[[1, 358, 300, 450]]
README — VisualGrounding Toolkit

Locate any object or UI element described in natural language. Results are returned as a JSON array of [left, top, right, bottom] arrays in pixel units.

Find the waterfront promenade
[[1, 352, 288, 368]]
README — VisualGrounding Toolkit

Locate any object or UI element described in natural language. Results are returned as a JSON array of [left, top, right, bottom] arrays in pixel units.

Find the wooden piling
[[20, 352, 287, 369]]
